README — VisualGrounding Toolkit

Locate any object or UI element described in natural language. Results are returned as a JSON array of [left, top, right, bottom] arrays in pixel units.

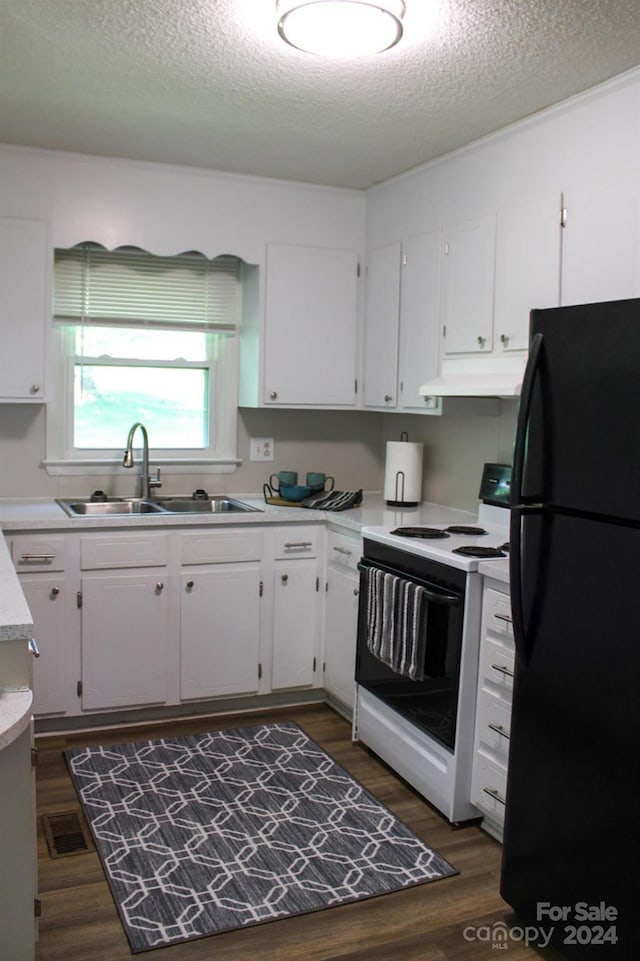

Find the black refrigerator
[[501, 297, 640, 960]]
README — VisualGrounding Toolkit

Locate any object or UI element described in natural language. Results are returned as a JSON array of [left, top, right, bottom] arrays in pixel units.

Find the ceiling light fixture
[[276, 1, 406, 58]]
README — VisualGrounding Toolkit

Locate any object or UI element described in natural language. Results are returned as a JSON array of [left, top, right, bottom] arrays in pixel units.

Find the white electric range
[[353, 464, 511, 823]]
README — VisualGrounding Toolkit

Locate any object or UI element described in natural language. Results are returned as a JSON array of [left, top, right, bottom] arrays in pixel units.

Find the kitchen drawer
[[475, 690, 511, 765], [80, 533, 168, 569], [471, 752, 508, 825], [180, 528, 263, 565], [479, 635, 515, 699], [11, 534, 68, 572], [326, 529, 361, 572], [273, 526, 320, 559], [484, 587, 514, 642]]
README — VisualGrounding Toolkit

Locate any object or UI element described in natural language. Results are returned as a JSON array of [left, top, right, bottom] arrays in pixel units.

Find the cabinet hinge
[[354, 378, 358, 394], [76, 680, 83, 697], [258, 663, 262, 680], [442, 325, 447, 338], [560, 205, 567, 227], [402, 253, 407, 266], [76, 590, 83, 609], [34, 898, 42, 919], [357, 262, 361, 278], [315, 576, 320, 592], [322, 661, 326, 673], [31, 746, 38, 768], [444, 240, 450, 255], [259, 580, 263, 597], [313, 657, 317, 672]]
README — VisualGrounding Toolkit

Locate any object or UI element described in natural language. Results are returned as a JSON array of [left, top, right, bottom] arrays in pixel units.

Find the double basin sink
[[56, 495, 262, 518]]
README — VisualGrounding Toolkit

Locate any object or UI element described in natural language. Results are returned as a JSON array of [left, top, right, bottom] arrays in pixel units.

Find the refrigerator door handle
[[510, 331, 544, 658]]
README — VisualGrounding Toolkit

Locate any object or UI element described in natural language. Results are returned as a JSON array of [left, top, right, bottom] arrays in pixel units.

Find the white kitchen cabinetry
[[560, 170, 640, 307], [10, 534, 75, 717], [0, 216, 48, 402], [471, 581, 514, 841], [363, 234, 441, 413], [79, 533, 170, 711], [323, 528, 361, 716], [179, 529, 263, 701], [261, 243, 359, 407], [441, 214, 497, 357], [270, 526, 322, 690]]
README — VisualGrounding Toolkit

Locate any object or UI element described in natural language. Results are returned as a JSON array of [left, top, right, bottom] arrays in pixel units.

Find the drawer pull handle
[[488, 722, 510, 740], [283, 541, 313, 549], [19, 553, 56, 562], [494, 612, 513, 624], [333, 546, 352, 556], [483, 786, 506, 805], [29, 638, 40, 658], [491, 663, 514, 679], [156, 582, 164, 592]]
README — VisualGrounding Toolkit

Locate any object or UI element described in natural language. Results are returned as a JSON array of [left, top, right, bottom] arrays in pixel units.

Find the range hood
[[419, 372, 523, 398]]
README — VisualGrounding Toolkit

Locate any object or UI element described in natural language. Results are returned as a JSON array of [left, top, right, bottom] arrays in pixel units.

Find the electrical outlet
[[250, 437, 274, 461]]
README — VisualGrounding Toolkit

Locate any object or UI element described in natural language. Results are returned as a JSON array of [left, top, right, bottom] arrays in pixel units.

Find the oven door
[[356, 556, 465, 751]]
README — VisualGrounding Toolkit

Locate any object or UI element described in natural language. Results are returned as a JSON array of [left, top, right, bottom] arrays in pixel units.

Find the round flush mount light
[[276, 0, 406, 58]]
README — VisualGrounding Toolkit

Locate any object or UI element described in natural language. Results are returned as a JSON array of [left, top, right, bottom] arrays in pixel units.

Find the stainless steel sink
[[56, 495, 261, 517], [154, 496, 261, 514]]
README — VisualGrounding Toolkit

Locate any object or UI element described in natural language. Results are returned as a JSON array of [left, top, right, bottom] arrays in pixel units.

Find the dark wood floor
[[34, 704, 562, 961]]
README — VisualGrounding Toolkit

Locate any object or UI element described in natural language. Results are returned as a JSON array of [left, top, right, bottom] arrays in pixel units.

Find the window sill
[[42, 458, 241, 477]]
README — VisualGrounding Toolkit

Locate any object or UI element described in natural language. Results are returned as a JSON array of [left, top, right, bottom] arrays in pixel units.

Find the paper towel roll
[[383, 441, 424, 506]]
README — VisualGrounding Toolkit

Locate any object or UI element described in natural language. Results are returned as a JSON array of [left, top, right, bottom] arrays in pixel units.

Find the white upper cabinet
[[362, 232, 441, 413], [0, 216, 48, 402], [362, 242, 401, 408], [440, 213, 497, 356], [560, 169, 640, 307], [262, 243, 359, 407], [494, 193, 562, 351]]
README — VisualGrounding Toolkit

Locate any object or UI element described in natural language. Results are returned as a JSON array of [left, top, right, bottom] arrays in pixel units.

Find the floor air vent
[[42, 810, 94, 858]]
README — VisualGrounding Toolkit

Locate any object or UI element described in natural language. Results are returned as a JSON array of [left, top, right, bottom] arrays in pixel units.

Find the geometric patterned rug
[[66, 722, 456, 953]]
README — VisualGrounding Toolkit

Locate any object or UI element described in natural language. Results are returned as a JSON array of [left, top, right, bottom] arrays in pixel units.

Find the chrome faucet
[[122, 422, 162, 499]]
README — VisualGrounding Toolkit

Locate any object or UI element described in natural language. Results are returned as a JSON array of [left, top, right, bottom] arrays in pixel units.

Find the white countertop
[[0, 534, 33, 642]]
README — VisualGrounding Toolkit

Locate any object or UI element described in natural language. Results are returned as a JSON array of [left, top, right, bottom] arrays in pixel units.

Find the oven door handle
[[357, 562, 461, 607]]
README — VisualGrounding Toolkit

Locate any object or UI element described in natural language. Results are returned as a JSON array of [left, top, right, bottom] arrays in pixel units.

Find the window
[[46, 245, 242, 474]]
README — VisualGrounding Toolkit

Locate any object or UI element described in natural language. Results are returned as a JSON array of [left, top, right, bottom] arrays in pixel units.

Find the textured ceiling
[[1, 0, 640, 189]]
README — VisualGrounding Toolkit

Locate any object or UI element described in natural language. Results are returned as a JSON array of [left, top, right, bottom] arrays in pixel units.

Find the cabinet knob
[[281, 573, 289, 584], [270, 390, 278, 400], [477, 336, 486, 348], [155, 581, 164, 592], [186, 580, 194, 590], [353, 588, 359, 596], [30, 384, 41, 394], [50, 587, 60, 597], [499, 333, 509, 345], [384, 394, 393, 402]]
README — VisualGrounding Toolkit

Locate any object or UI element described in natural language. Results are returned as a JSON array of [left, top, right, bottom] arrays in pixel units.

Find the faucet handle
[[149, 467, 162, 490]]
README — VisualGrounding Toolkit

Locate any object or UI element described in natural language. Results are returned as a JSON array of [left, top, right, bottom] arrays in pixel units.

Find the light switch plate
[[250, 437, 274, 461]]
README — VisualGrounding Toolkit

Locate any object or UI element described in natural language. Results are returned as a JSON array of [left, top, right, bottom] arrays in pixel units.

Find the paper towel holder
[[384, 431, 423, 508]]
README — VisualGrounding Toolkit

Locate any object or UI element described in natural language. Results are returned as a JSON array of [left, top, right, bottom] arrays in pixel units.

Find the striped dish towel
[[365, 568, 426, 680]]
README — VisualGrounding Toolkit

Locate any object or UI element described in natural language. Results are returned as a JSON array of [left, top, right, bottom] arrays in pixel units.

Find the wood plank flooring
[[34, 704, 562, 961]]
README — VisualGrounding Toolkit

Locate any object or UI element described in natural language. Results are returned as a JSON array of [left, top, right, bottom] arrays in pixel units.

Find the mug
[[306, 472, 335, 492], [269, 470, 297, 493]]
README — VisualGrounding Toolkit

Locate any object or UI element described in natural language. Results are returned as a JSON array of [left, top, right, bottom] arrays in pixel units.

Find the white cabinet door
[[362, 242, 401, 408], [271, 562, 320, 689], [494, 193, 561, 352], [81, 572, 170, 710], [398, 230, 441, 410], [0, 216, 48, 401], [18, 575, 69, 716], [324, 563, 359, 712], [441, 213, 497, 355], [180, 567, 261, 700], [263, 243, 359, 406], [561, 170, 640, 307]]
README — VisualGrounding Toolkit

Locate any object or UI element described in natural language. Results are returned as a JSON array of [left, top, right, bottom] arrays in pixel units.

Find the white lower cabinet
[[470, 580, 514, 841], [270, 526, 322, 690], [323, 528, 361, 714], [179, 529, 263, 700], [79, 532, 170, 711]]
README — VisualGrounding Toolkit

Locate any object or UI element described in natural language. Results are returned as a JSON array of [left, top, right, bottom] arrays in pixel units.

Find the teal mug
[[306, 472, 335, 492], [269, 470, 298, 493]]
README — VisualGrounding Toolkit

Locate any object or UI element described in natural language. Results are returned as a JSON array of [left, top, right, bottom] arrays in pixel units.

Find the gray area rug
[[66, 721, 457, 952]]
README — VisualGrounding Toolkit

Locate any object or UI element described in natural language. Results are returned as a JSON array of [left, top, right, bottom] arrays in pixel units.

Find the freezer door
[[522, 297, 640, 523], [502, 510, 639, 957]]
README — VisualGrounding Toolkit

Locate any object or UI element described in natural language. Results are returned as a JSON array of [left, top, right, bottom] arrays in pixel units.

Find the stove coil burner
[[445, 525, 487, 535], [390, 526, 450, 539], [452, 545, 508, 558]]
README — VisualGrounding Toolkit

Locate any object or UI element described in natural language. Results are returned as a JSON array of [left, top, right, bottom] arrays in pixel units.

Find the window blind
[[54, 245, 241, 331]]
